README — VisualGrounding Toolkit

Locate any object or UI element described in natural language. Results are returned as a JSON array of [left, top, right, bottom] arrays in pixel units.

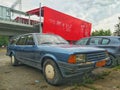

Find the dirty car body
[[6, 33, 109, 85]]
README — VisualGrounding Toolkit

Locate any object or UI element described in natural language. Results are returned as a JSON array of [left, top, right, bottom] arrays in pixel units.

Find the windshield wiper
[[56, 42, 68, 44], [41, 42, 53, 44]]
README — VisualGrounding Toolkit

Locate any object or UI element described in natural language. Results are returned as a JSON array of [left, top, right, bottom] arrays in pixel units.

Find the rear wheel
[[43, 59, 63, 85], [11, 55, 20, 66], [105, 54, 117, 67]]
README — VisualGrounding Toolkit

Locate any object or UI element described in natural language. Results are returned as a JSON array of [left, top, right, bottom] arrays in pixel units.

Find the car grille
[[86, 51, 107, 61]]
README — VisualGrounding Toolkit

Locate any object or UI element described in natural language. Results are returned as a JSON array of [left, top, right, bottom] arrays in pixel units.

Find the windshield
[[36, 34, 68, 45]]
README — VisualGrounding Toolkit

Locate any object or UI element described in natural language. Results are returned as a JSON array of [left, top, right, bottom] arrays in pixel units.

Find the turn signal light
[[68, 55, 76, 64], [96, 60, 106, 67]]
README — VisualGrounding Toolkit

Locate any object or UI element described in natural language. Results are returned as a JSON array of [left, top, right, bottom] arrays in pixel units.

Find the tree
[[92, 29, 112, 36], [0, 36, 9, 47], [114, 17, 120, 36]]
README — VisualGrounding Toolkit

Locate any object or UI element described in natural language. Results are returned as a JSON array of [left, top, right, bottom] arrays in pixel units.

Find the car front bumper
[[57, 61, 95, 78]]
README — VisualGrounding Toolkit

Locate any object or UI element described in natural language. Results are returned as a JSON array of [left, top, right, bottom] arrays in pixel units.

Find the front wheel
[[43, 59, 63, 85], [10, 55, 20, 66], [105, 55, 117, 67]]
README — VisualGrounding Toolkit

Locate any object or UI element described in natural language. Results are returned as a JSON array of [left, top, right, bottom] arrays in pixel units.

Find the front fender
[[41, 54, 57, 61], [40, 54, 58, 68]]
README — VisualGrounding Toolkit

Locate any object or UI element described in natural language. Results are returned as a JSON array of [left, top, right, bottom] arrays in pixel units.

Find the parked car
[[6, 33, 109, 85], [76, 36, 120, 67]]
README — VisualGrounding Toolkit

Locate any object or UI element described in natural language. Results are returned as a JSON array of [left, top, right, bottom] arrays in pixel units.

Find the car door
[[23, 34, 44, 68], [21, 35, 37, 66], [15, 35, 27, 61]]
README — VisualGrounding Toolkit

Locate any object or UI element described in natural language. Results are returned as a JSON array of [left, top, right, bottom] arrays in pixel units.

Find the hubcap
[[106, 59, 112, 66], [106, 56, 113, 66], [45, 64, 55, 79]]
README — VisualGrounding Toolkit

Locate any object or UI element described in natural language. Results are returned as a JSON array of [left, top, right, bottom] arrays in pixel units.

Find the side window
[[26, 35, 35, 45], [16, 36, 26, 45], [89, 38, 101, 45], [9, 37, 19, 45], [76, 38, 89, 45], [101, 38, 110, 45]]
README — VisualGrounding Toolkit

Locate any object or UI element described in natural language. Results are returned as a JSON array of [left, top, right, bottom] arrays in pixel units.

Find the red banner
[[43, 7, 91, 41]]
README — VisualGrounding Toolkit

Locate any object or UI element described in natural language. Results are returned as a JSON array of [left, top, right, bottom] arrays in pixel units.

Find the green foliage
[[94, 71, 111, 80], [92, 29, 112, 36], [82, 73, 94, 84], [114, 17, 120, 36], [71, 71, 111, 90], [72, 73, 97, 90], [0, 36, 9, 47], [113, 65, 120, 71], [81, 84, 97, 90]]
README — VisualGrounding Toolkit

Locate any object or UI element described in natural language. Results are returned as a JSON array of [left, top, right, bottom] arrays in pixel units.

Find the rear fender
[[9, 51, 15, 57]]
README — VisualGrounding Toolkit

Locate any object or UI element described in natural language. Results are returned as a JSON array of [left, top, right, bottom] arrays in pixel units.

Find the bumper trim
[[57, 61, 95, 78]]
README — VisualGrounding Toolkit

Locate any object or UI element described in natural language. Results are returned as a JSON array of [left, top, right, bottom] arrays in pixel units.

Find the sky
[[0, 0, 120, 32]]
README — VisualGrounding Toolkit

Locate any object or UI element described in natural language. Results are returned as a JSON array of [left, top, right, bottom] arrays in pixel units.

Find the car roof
[[90, 36, 120, 39], [17, 33, 58, 36]]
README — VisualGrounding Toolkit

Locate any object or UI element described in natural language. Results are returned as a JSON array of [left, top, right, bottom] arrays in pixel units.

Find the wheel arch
[[9, 51, 15, 57], [41, 54, 58, 69], [105, 52, 118, 67], [108, 52, 116, 58]]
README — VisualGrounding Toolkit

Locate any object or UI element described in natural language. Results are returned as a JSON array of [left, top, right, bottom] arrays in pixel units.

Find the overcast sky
[[0, 0, 120, 31]]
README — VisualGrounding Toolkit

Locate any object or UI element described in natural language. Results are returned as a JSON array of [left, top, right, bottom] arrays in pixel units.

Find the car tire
[[43, 59, 63, 85], [11, 55, 20, 66], [105, 54, 117, 68]]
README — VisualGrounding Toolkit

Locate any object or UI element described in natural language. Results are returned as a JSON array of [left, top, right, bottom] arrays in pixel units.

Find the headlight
[[76, 54, 86, 63], [68, 54, 86, 64]]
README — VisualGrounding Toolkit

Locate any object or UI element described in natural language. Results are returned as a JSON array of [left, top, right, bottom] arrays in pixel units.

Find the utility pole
[[39, 3, 42, 33]]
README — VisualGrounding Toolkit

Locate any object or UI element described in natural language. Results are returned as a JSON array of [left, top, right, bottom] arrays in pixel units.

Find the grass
[[71, 72, 96, 90], [72, 71, 111, 90], [72, 83, 98, 90], [82, 73, 94, 84], [113, 65, 120, 71], [81, 84, 98, 90], [0, 48, 6, 52], [94, 71, 111, 80]]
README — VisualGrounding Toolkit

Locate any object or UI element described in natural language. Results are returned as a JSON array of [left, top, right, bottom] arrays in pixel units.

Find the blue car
[[6, 33, 109, 85], [76, 36, 120, 67]]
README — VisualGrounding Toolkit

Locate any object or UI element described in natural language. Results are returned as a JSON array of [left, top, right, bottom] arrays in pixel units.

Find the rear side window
[[101, 38, 110, 45], [76, 38, 89, 45], [89, 38, 101, 45]]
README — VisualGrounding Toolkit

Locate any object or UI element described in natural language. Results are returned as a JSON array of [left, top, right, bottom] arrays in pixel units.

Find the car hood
[[38, 44, 105, 54]]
